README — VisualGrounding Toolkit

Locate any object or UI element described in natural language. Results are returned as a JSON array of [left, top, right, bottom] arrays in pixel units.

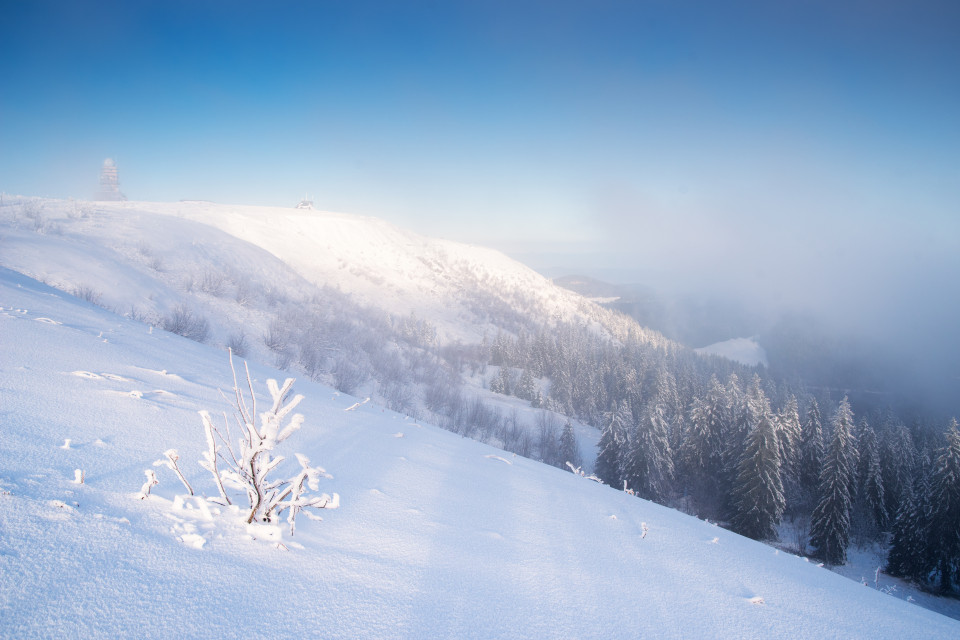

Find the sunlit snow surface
[[2, 268, 958, 638], [0, 199, 598, 344], [696, 336, 769, 368]]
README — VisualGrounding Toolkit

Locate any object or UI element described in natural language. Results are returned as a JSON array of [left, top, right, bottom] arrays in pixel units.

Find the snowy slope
[[0, 198, 626, 345], [696, 336, 769, 368], [2, 268, 958, 638]]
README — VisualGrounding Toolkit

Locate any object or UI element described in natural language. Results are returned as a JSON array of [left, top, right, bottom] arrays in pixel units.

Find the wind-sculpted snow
[[1, 268, 958, 638]]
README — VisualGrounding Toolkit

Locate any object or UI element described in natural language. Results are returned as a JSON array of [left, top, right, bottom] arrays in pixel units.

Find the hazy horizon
[[3, 1, 958, 413]]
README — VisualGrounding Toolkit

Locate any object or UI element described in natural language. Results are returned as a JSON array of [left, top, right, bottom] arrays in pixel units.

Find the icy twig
[[154, 449, 194, 495], [139, 469, 158, 499]]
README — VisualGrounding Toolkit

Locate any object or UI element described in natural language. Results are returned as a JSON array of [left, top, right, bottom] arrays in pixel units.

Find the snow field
[[2, 268, 959, 638]]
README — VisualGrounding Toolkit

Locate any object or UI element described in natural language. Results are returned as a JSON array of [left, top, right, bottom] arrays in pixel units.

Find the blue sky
[[2, 1, 959, 342]]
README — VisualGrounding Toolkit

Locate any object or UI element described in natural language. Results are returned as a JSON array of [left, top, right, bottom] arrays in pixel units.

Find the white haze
[[494, 171, 960, 417]]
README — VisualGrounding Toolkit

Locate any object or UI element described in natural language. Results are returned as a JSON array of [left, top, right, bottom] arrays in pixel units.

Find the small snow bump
[[246, 522, 281, 542], [708, 537, 719, 544], [178, 533, 207, 549], [393, 432, 404, 438], [484, 455, 512, 465], [748, 596, 765, 606], [60, 439, 72, 450], [47, 499, 73, 511], [35, 317, 62, 325]]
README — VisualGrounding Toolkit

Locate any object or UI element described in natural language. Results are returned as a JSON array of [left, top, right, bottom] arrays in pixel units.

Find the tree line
[[484, 324, 960, 595]]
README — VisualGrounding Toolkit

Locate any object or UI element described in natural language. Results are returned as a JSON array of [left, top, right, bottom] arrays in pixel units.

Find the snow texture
[[2, 266, 959, 638]]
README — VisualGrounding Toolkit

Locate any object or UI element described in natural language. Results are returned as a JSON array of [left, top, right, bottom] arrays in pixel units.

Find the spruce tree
[[720, 373, 748, 517], [886, 479, 930, 582], [798, 398, 825, 509], [559, 420, 583, 471], [927, 419, 960, 593], [854, 419, 887, 537], [880, 421, 917, 521], [777, 396, 802, 476], [776, 395, 802, 510], [595, 401, 630, 487], [681, 375, 727, 518], [730, 379, 784, 541], [515, 368, 537, 401], [623, 401, 674, 503], [810, 397, 856, 565]]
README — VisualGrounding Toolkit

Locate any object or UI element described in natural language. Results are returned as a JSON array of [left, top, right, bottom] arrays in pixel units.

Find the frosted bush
[[198, 351, 339, 535]]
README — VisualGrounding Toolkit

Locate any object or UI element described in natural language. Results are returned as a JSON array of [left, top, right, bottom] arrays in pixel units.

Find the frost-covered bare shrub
[[536, 411, 561, 466], [332, 358, 366, 395], [263, 316, 289, 353], [273, 348, 293, 370], [198, 353, 339, 534], [370, 348, 407, 386], [235, 278, 253, 306], [199, 269, 226, 297], [68, 203, 90, 219], [298, 342, 326, 380], [226, 331, 249, 358], [379, 380, 415, 415], [162, 304, 209, 343], [263, 286, 287, 307], [21, 200, 42, 221], [24, 202, 61, 234], [424, 378, 463, 415], [72, 284, 103, 305]]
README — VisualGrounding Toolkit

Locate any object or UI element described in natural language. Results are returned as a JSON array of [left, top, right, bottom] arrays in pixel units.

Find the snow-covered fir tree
[[680, 375, 727, 518], [595, 401, 630, 487], [880, 420, 917, 522], [926, 419, 960, 593], [514, 368, 538, 402], [490, 366, 513, 395], [730, 378, 784, 541], [558, 420, 583, 471], [798, 398, 825, 509], [886, 476, 930, 583], [720, 373, 750, 516], [623, 400, 674, 504], [810, 397, 856, 565], [853, 418, 887, 539], [776, 394, 802, 508]]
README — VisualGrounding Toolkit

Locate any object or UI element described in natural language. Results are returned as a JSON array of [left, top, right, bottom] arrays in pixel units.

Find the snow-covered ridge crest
[[153, 199, 661, 344], [3, 197, 665, 347]]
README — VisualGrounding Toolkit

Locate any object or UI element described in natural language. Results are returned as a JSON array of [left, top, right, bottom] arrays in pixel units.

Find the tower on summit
[[96, 158, 126, 201]]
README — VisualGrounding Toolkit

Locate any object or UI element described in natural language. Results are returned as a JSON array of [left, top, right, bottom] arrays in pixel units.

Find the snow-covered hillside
[[696, 336, 769, 368], [0, 198, 632, 345], [2, 268, 958, 638]]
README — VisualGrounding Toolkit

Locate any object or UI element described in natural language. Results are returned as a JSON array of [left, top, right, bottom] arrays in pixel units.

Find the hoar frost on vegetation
[[146, 351, 339, 537]]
